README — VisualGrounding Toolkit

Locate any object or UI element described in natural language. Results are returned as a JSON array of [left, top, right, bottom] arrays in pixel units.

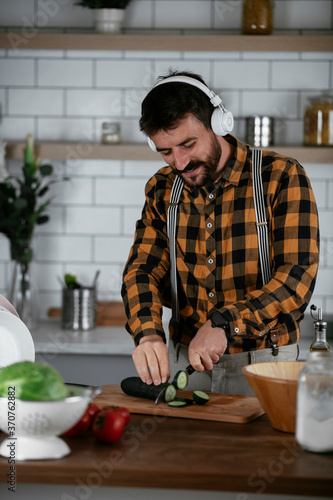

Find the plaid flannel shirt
[[122, 135, 319, 353]]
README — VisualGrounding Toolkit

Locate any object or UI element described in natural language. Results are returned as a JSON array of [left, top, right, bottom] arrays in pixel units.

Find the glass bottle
[[309, 305, 330, 353], [296, 351, 333, 453], [242, 0, 273, 35], [101, 122, 121, 144], [304, 94, 333, 146]]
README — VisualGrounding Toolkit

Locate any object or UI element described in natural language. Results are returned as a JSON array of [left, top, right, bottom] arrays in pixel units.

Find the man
[[121, 70, 319, 396]]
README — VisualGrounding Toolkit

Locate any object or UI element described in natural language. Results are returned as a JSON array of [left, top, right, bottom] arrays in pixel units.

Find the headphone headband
[[147, 75, 234, 151], [153, 75, 223, 109]]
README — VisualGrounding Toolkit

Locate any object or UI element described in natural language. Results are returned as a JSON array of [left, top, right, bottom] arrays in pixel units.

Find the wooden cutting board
[[94, 384, 265, 424], [48, 301, 126, 326]]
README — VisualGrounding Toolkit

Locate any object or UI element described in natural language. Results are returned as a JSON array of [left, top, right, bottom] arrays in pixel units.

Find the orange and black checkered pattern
[[122, 135, 319, 353]]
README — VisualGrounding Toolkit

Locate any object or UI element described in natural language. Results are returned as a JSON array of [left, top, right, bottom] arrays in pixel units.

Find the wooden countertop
[[0, 412, 332, 497]]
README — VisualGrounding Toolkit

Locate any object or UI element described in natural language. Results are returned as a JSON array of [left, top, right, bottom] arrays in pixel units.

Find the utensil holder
[[246, 116, 275, 147], [62, 287, 96, 331]]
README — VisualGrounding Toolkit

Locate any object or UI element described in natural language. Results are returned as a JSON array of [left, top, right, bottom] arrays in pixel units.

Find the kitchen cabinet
[[5, 141, 333, 164], [0, 412, 332, 498]]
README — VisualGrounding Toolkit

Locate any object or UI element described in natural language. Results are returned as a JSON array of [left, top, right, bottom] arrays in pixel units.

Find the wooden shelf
[[5, 142, 333, 164], [0, 32, 332, 52]]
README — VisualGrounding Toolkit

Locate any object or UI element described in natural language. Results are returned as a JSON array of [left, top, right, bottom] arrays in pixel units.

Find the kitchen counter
[[0, 411, 332, 499], [29, 316, 331, 386], [31, 316, 323, 360], [32, 320, 134, 356]]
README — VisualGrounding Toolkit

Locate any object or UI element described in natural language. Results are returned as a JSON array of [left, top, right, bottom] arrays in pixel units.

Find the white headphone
[[147, 75, 234, 152]]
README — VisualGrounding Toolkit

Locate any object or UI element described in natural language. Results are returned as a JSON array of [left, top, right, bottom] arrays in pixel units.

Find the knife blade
[[154, 385, 167, 405]]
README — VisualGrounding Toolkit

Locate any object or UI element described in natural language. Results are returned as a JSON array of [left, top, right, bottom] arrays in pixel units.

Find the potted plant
[[75, 0, 134, 33], [0, 134, 67, 328]]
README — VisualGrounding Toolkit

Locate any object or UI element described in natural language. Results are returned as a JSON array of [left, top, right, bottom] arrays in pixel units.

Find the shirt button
[[207, 222, 212, 228], [208, 258, 214, 264], [234, 327, 239, 333], [208, 194, 214, 200], [208, 292, 215, 298]]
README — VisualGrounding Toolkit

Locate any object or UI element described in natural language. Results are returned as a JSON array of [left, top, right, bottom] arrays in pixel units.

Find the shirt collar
[[217, 134, 249, 187]]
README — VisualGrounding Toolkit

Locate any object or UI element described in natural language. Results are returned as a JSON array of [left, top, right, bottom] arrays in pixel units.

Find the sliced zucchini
[[164, 383, 177, 403], [193, 390, 210, 405], [168, 400, 188, 407], [172, 370, 188, 390], [175, 397, 194, 405]]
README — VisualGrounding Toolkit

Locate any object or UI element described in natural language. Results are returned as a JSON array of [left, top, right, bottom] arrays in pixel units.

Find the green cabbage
[[0, 361, 68, 401]]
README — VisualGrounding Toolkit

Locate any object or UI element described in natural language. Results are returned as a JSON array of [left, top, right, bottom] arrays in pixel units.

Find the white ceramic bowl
[[0, 384, 100, 460]]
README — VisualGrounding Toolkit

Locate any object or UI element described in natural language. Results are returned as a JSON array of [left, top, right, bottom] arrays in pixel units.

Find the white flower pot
[[94, 8, 125, 34]]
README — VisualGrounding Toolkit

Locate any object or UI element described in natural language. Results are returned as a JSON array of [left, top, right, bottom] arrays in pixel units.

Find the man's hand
[[188, 320, 228, 372], [132, 335, 170, 386]]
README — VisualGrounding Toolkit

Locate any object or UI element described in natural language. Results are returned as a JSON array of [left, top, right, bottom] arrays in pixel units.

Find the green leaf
[[40, 164, 53, 177], [37, 215, 49, 225], [23, 162, 36, 182], [24, 134, 35, 166], [13, 198, 28, 210], [38, 185, 49, 197], [64, 274, 81, 289]]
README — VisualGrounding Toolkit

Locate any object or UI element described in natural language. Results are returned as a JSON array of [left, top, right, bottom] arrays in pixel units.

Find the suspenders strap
[[167, 175, 184, 325], [252, 148, 272, 286]]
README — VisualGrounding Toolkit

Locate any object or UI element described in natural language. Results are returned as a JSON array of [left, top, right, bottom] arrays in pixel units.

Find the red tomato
[[102, 405, 130, 426], [92, 408, 125, 443], [63, 406, 91, 437], [87, 403, 100, 424]]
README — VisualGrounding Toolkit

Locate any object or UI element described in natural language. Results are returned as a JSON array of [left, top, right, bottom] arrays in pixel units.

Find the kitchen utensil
[[0, 306, 35, 369], [57, 275, 66, 288], [62, 287, 96, 331], [155, 385, 167, 405], [0, 384, 101, 460], [48, 300, 127, 326], [91, 269, 100, 288], [242, 361, 305, 433], [95, 384, 265, 424]]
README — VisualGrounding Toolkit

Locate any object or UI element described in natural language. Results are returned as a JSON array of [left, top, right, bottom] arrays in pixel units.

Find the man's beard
[[176, 135, 222, 188]]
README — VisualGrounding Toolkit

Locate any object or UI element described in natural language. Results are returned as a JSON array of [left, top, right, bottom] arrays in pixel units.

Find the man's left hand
[[188, 320, 228, 372]]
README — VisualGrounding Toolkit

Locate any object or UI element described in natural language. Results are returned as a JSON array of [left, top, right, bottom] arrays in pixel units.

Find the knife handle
[[186, 364, 195, 375]]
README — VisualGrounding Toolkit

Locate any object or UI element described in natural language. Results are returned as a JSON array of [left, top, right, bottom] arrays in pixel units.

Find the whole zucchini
[[121, 377, 176, 402]]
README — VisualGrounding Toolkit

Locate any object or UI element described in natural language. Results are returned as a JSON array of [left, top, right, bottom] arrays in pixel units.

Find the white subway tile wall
[[0, 0, 332, 318]]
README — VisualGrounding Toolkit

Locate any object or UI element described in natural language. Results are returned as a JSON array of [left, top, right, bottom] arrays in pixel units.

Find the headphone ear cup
[[211, 108, 234, 136], [147, 136, 157, 152]]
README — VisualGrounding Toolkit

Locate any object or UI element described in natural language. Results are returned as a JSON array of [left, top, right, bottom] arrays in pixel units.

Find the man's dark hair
[[140, 69, 213, 137]]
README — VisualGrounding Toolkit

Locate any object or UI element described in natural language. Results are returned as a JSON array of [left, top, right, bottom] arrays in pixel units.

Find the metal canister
[[246, 116, 275, 147], [62, 287, 96, 331]]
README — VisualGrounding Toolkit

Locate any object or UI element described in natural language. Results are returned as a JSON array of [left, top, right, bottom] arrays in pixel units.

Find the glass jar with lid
[[296, 351, 333, 453], [242, 0, 273, 35], [101, 122, 121, 144], [304, 94, 333, 146]]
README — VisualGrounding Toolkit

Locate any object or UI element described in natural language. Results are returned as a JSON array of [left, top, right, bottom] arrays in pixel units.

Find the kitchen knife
[[155, 365, 196, 404]]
